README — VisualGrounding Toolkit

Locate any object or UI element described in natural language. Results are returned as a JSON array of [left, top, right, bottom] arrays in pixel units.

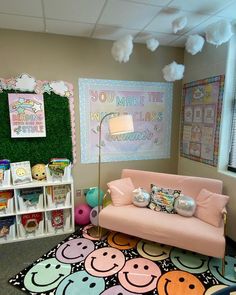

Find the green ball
[[86, 187, 104, 208]]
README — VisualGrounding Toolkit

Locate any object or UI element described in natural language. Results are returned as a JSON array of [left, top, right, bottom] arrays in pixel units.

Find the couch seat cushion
[[99, 204, 225, 258]]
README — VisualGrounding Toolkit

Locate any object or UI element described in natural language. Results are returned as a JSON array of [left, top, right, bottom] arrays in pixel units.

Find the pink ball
[[74, 203, 91, 225]]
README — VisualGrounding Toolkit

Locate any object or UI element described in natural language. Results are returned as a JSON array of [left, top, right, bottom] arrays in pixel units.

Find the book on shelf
[[10, 161, 32, 185]]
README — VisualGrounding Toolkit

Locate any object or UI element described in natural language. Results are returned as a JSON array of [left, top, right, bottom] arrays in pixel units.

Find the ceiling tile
[[168, 0, 234, 15], [168, 35, 187, 47], [0, 0, 43, 17], [126, 0, 172, 6], [216, 1, 236, 19], [134, 31, 180, 45], [46, 20, 94, 37], [0, 13, 44, 31], [186, 15, 229, 35], [92, 24, 139, 41], [44, 0, 106, 23], [98, 0, 162, 30], [146, 10, 210, 34]]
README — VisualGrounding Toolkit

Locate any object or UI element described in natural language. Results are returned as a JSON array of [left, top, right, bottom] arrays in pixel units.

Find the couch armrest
[[222, 208, 227, 237], [102, 189, 111, 209]]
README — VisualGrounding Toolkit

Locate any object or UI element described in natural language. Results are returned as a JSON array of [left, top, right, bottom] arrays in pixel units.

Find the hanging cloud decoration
[[185, 35, 205, 55], [205, 20, 233, 46], [146, 38, 159, 52], [162, 61, 185, 82], [111, 35, 133, 63], [172, 16, 187, 34]]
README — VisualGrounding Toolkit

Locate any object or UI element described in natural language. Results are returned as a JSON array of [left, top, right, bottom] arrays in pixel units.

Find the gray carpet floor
[[0, 233, 71, 295], [1, 233, 235, 295]]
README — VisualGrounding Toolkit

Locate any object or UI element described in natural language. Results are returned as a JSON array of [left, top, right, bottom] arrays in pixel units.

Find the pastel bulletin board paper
[[79, 78, 173, 163], [8, 93, 46, 138], [0, 73, 76, 164], [180, 75, 224, 166]]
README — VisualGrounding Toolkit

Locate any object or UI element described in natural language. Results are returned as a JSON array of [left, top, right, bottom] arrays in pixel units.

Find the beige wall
[[178, 42, 236, 241], [0, 29, 184, 196]]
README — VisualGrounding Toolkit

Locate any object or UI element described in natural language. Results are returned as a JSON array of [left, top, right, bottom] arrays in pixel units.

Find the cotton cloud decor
[[205, 20, 233, 46], [172, 16, 187, 33], [111, 35, 133, 63], [146, 38, 159, 52], [185, 35, 205, 55], [162, 61, 185, 82]]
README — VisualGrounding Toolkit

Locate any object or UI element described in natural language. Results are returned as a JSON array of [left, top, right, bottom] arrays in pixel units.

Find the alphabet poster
[[8, 93, 46, 138], [79, 78, 173, 163], [180, 75, 224, 166]]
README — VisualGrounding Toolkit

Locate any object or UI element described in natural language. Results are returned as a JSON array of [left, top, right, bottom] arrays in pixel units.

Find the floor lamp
[[88, 113, 134, 239]]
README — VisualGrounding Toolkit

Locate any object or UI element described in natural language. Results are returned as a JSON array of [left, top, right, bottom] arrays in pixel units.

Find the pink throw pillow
[[107, 177, 135, 206], [194, 188, 229, 227]]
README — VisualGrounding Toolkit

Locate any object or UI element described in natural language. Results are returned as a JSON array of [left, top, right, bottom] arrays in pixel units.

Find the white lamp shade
[[108, 114, 134, 135]]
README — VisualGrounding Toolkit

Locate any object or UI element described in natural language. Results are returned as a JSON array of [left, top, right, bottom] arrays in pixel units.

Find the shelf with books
[[0, 178, 74, 244]]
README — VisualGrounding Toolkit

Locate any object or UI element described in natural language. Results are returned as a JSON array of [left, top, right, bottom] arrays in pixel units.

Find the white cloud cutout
[[15, 73, 36, 91], [50, 81, 68, 96]]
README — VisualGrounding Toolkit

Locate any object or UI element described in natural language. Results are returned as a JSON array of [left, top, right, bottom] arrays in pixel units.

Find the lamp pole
[[87, 112, 133, 239], [97, 112, 116, 238]]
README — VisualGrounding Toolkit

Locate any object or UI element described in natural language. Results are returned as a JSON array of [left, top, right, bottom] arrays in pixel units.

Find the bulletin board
[[79, 78, 173, 163], [0, 73, 76, 165], [180, 75, 224, 166]]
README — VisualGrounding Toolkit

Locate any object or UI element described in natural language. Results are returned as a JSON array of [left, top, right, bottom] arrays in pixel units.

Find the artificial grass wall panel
[[0, 90, 73, 165]]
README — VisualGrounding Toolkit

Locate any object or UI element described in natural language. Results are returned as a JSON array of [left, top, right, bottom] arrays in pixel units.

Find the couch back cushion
[[194, 188, 229, 227], [121, 169, 223, 199], [107, 177, 135, 206]]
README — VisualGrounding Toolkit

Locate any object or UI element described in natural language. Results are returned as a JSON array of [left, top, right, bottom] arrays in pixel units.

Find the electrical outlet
[[76, 189, 83, 198]]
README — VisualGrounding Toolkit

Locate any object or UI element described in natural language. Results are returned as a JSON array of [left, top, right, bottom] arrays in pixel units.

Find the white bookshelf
[[0, 175, 75, 244]]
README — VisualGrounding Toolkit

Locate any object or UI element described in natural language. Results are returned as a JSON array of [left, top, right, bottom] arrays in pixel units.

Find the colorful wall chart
[[180, 75, 224, 166], [8, 93, 46, 138], [79, 78, 173, 163]]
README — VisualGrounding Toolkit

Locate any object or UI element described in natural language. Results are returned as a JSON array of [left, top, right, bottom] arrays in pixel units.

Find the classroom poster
[[79, 78, 173, 163], [180, 75, 224, 166], [8, 93, 46, 138]]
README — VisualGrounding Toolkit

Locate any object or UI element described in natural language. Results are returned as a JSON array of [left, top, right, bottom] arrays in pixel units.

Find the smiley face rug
[[9, 228, 235, 294]]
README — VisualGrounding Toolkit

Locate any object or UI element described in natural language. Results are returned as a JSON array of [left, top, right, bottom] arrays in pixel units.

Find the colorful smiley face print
[[157, 270, 205, 295], [170, 248, 209, 273], [101, 285, 139, 295], [209, 256, 236, 285], [85, 247, 125, 277], [56, 238, 94, 264], [118, 257, 161, 293], [24, 258, 71, 293], [82, 224, 107, 241], [137, 239, 172, 261], [204, 285, 229, 294], [55, 271, 105, 295], [108, 232, 139, 250]]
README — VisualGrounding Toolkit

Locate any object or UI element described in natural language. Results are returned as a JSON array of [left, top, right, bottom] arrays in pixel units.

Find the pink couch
[[99, 169, 226, 258]]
